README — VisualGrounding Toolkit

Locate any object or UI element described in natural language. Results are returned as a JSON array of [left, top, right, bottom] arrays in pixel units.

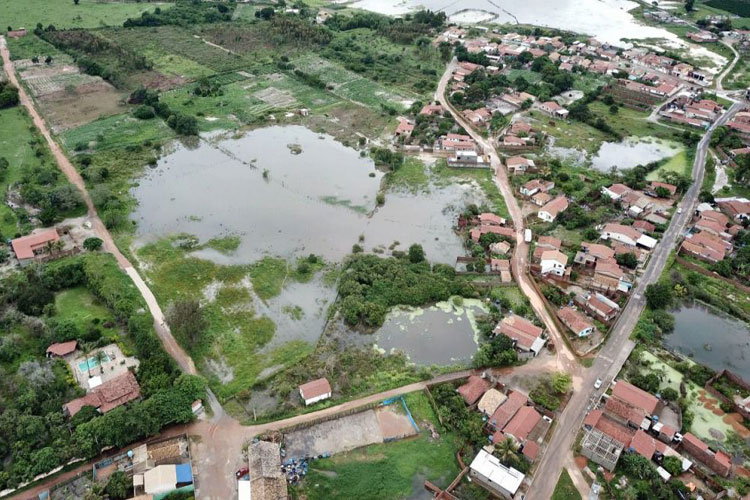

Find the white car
[[677, 207, 683, 214], [594, 378, 603, 389]]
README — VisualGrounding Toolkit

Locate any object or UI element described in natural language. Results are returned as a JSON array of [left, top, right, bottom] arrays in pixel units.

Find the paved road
[[436, 58, 577, 374], [528, 99, 746, 499], [0, 36, 197, 377]]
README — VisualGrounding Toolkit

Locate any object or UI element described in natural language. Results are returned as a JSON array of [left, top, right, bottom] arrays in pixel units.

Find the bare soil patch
[[40, 82, 127, 132], [254, 87, 296, 107], [375, 406, 417, 440]]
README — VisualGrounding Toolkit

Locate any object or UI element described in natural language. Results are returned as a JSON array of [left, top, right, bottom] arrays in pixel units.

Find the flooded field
[[373, 299, 488, 366], [666, 303, 750, 380], [590, 137, 682, 172], [350, 0, 681, 46], [131, 126, 471, 264]]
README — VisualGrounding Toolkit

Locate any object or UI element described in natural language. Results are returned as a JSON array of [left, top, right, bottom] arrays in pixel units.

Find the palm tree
[[81, 343, 92, 379], [94, 350, 107, 375], [495, 437, 518, 464]]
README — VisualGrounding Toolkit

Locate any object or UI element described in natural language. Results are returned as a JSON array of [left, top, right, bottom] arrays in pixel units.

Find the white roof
[[656, 466, 671, 482], [637, 234, 657, 249], [144, 465, 177, 494], [89, 375, 103, 388], [238, 479, 251, 500], [530, 336, 547, 354], [470, 449, 524, 495]]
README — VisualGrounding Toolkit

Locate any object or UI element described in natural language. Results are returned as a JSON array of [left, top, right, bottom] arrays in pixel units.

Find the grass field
[[3, 0, 171, 31], [292, 392, 461, 500], [62, 113, 175, 151], [54, 286, 118, 336], [6, 33, 62, 61], [433, 160, 510, 218], [530, 110, 610, 154], [552, 469, 582, 500], [588, 101, 679, 141]]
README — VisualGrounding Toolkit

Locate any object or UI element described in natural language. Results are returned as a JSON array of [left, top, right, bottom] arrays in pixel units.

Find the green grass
[[6, 33, 62, 61], [292, 391, 461, 500], [62, 113, 175, 151], [249, 257, 289, 301], [646, 150, 690, 181], [3, 0, 171, 30], [385, 157, 429, 192], [725, 57, 750, 91], [552, 469, 582, 500], [203, 235, 241, 254], [588, 101, 680, 140], [54, 286, 117, 335], [530, 110, 609, 154]]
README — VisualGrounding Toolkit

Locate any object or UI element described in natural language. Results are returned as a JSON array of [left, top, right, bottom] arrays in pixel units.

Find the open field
[[6, 34, 62, 61], [62, 112, 174, 151], [530, 110, 610, 154], [291, 392, 461, 500], [646, 150, 690, 180], [3, 0, 171, 31], [54, 286, 119, 338]]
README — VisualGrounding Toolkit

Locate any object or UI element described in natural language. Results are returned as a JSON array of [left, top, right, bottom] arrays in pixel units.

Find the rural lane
[[436, 58, 578, 375], [0, 36, 197, 377]]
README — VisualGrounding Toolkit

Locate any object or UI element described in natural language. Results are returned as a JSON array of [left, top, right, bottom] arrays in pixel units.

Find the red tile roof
[[457, 375, 490, 405], [539, 196, 568, 218], [581, 242, 615, 261], [595, 414, 635, 445], [299, 378, 332, 400], [629, 429, 657, 459], [558, 307, 593, 335], [522, 440, 540, 461], [11, 228, 60, 260], [490, 390, 528, 429], [605, 396, 646, 425], [502, 406, 541, 441], [479, 213, 504, 226], [46, 340, 77, 357], [538, 236, 561, 249], [496, 315, 544, 350], [612, 380, 659, 414], [64, 371, 141, 417], [583, 409, 603, 428]]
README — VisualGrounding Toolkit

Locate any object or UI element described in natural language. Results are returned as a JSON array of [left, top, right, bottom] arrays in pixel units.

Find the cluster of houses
[[581, 379, 733, 481], [602, 181, 676, 228], [659, 96, 724, 128], [727, 110, 750, 137], [679, 200, 749, 263], [457, 375, 553, 498], [465, 213, 514, 282], [501, 120, 542, 149]]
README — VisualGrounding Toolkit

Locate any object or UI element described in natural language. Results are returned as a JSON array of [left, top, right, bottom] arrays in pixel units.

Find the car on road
[[677, 207, 683, 214], [594, 378, 603, 389], [236, 467, 249, 479]]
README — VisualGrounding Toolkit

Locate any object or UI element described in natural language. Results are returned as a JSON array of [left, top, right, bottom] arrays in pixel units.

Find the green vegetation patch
[[62, 113, 175, 151], [552, 469, 582, 500], [432, 160, 510, 218], [53, 286, 117, 336], [646, 150, 690, 181], [6, 34, 62, 61], [3, 0, 169, 31]]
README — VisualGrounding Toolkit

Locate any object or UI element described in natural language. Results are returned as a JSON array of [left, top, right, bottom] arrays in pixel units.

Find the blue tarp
[[37, 492, 49, 500], [175, 463, 193, 484]]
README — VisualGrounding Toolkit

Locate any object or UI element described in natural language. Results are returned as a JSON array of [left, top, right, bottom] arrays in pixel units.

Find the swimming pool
[[78, 353, 111, 372]]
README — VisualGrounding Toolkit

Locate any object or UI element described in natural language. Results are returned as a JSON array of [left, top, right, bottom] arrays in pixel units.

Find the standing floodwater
[[666, 303, 750, 380], [131, 126, 470, 263]]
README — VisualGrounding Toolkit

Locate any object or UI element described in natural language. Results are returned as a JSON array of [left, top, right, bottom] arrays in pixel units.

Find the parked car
[[236, 467, 249, 479], [594, 378, 603, 389]]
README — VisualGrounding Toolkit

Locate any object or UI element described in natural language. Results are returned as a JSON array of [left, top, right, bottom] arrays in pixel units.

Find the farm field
[[3, 0, 171, 31]]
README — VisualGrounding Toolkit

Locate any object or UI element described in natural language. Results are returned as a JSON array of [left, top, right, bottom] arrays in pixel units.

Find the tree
[[44, 56, 53, 65], [74, 0, 80, 4], [167, 299, 207, 347], [495, 437, 518, 464], [93, 350, 107, 374], [655, 186, 671, 198], [552, 372, 572, 394], [83, 237, 103, 251], [616, 252, 638, 269], [662, 455, 682, 476], [685, 0, 694, 12], [408, 243, 425, 263], [662, 387, 679, 401], [105, 470, 130, 499], [645, 281, 672, 310]]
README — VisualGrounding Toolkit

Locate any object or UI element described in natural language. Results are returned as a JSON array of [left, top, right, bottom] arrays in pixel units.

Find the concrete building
[[540, 249, 568, 277], [299, 378, 331, 406], [581, 427, 625, 472], [469, 449, 525, 499]]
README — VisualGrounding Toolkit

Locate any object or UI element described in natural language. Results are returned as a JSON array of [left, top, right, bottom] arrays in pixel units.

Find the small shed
[[299, 378, 332, 406]]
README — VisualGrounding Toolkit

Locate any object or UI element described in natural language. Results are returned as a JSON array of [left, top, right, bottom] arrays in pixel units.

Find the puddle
[[373, 299, 488, 366], [131, 125, 468, 264], [590, 137, 682, 172], [666, 303, 750, 380]]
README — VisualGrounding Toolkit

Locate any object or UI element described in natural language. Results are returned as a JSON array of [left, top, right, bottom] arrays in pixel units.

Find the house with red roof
[[494, 315, 546, 358], [538, 101, 569, 119], [489, 390, 528, 429], [64, 371, 141, 417], [557, 307, 594, 337], [537, 196, 568, 222], [299, 377, 332, 405], [629, 429, 658, 459], [505, 156, 535, 174], [46, 340, 78, 359], [501, 406, 542, 443], [458, 375, 490, 406], [540, 249, 568, 277], [394, 118, 414, 139], [681, 432, 731, 477], [612, 380, 659, 415], [11, 228, 61, 266]]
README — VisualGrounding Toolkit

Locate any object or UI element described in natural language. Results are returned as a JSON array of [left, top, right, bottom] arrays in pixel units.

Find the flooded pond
[[374, 299, 487, 366], [350, 0, 682, 46], [665, 303, 750, 380], [590, 137, 682, 173], [131, 126, 471, 264]]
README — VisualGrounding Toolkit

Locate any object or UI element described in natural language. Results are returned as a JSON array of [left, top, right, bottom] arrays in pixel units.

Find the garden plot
[[16, 59, 126, 131], [254, 86, 296, 108], [291, 55, 415, 110]]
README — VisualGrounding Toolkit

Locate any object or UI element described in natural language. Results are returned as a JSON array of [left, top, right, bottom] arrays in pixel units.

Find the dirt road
[[436, 59, 576, 374], [0, 36, 196, 378]]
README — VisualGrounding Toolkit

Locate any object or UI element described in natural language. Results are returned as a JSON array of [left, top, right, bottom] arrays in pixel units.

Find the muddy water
[[590, 137, 682, 172], [374, 299, 488, 366], [131, 126, 469, 264], [350, 0, 681, 46], [666, 303, 750, 380]]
